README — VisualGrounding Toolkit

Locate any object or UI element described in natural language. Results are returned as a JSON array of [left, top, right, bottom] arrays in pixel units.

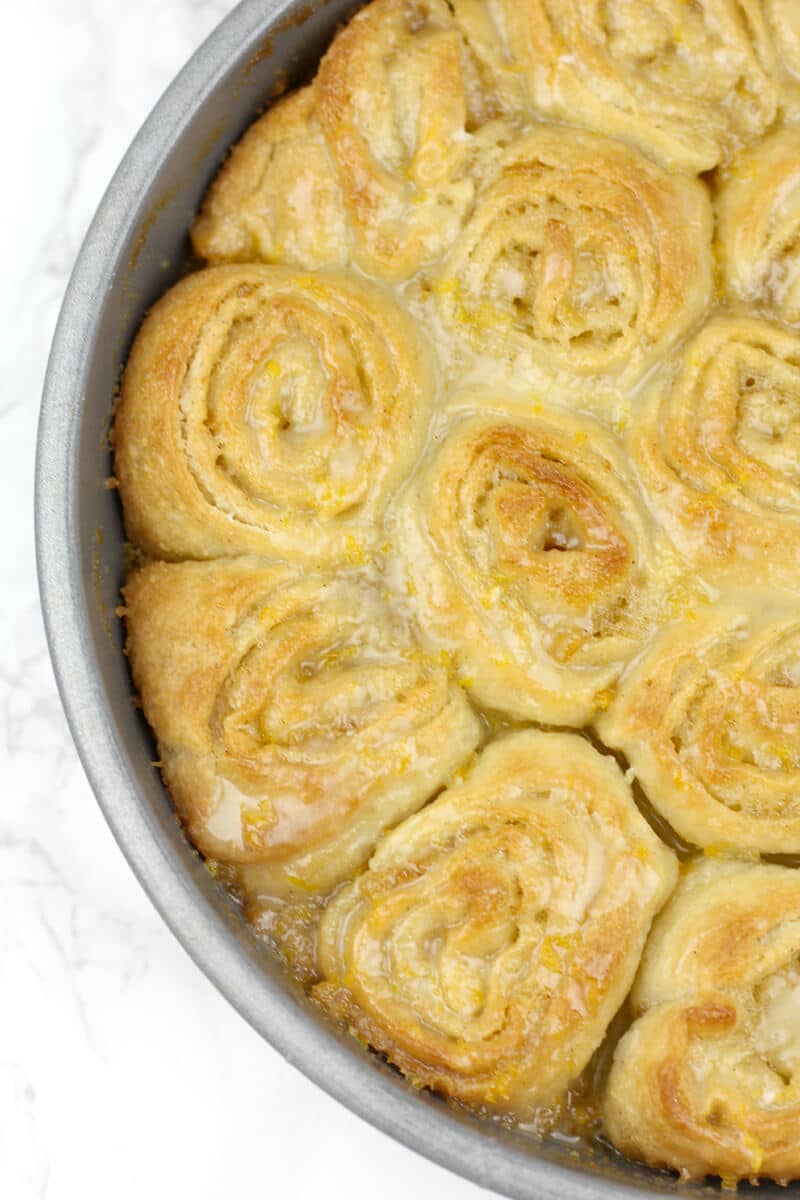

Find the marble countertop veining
[[2, 3, 488, 1197]]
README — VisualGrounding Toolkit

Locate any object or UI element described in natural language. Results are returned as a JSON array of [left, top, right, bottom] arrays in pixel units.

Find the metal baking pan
[[34, 2, 779, 1196]]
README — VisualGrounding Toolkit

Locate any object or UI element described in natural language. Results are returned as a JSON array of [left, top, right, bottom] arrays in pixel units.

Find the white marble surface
[[2, 3, 491, 1197]]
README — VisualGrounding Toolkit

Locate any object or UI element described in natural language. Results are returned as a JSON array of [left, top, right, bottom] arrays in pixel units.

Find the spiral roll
[[191, 87, 350, 270], [597, 606, 800, 853], [603, 859, 800, 1184], [496, 0, 777, 171], [123, 558, 480, 897], [193, 1, 524, 281], [396, 397, 680, 726], [717, 129, 800, 323], [431, 126, 712, 385], [314, 0, 524, 281], [315, 730, 677, 1116], [113, 265, 434, 563], [633, 315, 800, 590]]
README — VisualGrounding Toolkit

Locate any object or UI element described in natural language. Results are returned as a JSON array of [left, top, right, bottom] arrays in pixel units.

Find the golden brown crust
[[113, 264, 433, 563], [429, 126, 713, 388], [193, 1, 526, 281], [603, 860, 800, 1183], [191, 88, 349, 270], [124, 557, 480, 896], [395, 393, 687, 726], [315, 730, 677, 1116], [496, 0, 778, 171], [717, 128, 800, 323], [632, 314, 800, 591], [597, 605, 800, 853], [315, 0, 524, 280]]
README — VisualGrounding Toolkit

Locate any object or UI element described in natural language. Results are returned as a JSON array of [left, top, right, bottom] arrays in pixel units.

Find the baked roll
[[315, 0, 523, 280], [632, 315, 800, 590], [194, 0, 524, 281], [597, 605, 800, 854], [395, 396, 682, 726], [603, 859, 800, 1184], [191, 87, 350, 270], [114, 265, 433, 563], [717, 128, 800, 323], [123, 558, 480, 897], [315, 730, 677, 1116], [496, 0, 777, 171], [430, 126, 712, 388]]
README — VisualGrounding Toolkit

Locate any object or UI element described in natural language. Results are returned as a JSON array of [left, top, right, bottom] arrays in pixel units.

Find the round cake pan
[[34, 3, 782, 1197]]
